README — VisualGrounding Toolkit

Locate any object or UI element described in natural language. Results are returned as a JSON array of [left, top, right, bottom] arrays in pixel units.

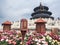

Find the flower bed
[[24, 32, 60, 45], [0, 30, 22, 45], [0, 30, 60, 45]]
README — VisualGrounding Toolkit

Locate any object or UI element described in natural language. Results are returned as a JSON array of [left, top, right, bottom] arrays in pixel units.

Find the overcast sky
[[0, 0, 60, 23]]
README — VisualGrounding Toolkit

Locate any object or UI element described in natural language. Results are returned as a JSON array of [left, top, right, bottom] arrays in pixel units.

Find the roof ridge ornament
[[40, 2, 42, 7], [40, 2, 44, 11]]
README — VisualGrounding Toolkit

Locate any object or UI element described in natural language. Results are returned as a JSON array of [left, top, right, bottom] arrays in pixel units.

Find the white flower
[[6, 39, 8, 42], [20, 42, 22, 44], [46, 35, 52, 40], [38, 39, 41, 42], [52, 42, 54, 44], [43, 36, 45, 40], [36, 42, 39, 45], [42, 41, 46, 43], [35, 38, 38, 41], [29, 33, 32, 35], [49, 37, 52, 40], [46, 35, 50, 39], [16, 35, 18, 37], [49, 40, 52, 42], [1, 39, 4, 41], [24, 37, 27, 39], [19, 37, 22, 39], [26, 33, 30, 36]]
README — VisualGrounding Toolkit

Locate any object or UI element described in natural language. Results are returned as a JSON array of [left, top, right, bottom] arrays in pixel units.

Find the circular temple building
[[30, 3, 54, 19]]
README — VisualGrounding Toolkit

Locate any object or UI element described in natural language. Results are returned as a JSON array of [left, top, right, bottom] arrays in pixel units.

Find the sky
[[0, 0, 60, 24]]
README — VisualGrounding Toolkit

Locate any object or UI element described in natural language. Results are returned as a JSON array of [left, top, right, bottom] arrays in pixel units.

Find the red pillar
[[35, 18, 46, 34], [20, 19, 28, 31], [20, 19, 28, 43]]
